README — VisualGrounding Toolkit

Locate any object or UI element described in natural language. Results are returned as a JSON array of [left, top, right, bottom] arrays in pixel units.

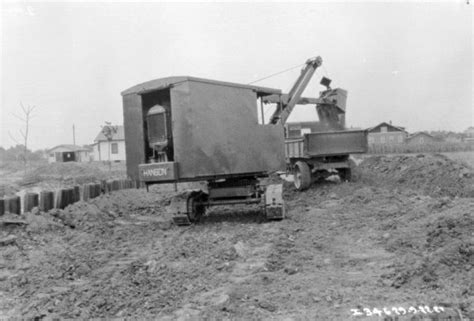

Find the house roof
[[366, 122, 406, 133], [406, 131, 440, 142], [48, 144, 90, 153], [94, 125, 125, 142], [121, 76, 281, 96], [408, 131, 434, 138]]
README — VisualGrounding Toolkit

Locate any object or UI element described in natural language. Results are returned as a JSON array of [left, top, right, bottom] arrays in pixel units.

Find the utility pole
[[73, 124, 76, 145]]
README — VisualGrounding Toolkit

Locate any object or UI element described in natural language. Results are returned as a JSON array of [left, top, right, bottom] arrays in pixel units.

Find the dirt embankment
[[0, 153, 473, 320], [358, 153, 474, 197]]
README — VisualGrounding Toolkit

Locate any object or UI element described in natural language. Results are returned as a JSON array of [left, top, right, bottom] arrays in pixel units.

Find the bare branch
[[8, 131, 21, 145], [11, 113, 26, 122], [20, 101, 27, 114]]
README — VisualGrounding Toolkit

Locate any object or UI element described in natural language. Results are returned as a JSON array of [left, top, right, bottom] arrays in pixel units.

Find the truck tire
[[294, 161, 311, 191], [339, 168, 352, 182], [339, 158, 355, 182]]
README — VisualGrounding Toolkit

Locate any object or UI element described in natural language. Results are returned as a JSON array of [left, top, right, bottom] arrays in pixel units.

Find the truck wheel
[[294, 161, 311, 191], [339, 168, 352, 182], [187, 192, 207, 223]]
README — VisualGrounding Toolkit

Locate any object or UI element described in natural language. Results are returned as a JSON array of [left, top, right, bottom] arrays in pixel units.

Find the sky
[[1, 1, 472, 151]]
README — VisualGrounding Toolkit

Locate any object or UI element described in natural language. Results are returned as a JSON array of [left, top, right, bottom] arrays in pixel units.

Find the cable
[[248, 56, 320, 85], [247, 63, 305, 85]]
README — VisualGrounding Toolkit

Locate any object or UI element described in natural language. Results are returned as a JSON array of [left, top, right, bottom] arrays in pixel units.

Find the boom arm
[[268, 56, 323, 125]]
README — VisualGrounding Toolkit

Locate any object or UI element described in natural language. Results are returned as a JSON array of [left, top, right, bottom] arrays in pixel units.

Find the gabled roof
[[406, 131, 440, 142], [121, 76, 281, 96], [94, 125, 125, 142], [48, 144, 90, 153], [366, 122, 406, 133], [408, 131, 434, 138]]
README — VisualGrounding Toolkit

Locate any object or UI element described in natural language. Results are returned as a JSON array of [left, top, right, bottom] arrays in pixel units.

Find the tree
[[9, 103, 36, 169], [101, 122, 118, 170]]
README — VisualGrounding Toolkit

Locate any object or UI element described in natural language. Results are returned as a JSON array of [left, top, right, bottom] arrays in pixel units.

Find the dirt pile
[[359, 154, 474, 197], [381, 199, 473, 299]]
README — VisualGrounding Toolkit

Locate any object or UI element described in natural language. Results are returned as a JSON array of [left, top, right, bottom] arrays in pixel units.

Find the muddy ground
[[0, 153, 473, 320], [0, 161, 126, 197]]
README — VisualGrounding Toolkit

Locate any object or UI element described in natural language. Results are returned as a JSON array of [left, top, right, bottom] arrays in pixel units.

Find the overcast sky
[[1, 1, 472, 150]]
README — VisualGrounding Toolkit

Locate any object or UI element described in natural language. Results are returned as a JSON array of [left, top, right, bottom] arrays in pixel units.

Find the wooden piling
[[92, 183, 97, 198], [7, 196, 21, 214], [55, 188, 72, 209], [24, 192, 39, 213], [90, 183, 101, 199], [67, 188, 74, 207], [83, 184, 90, 201], [73, 186, 80, 203], [55, 189, 63, 209], [0, 198, 4, 216], [39, 191, 54, 212], [101, 180, 107, 194]]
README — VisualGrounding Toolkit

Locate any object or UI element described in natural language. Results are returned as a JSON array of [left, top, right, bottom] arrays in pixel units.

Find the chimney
[[389, 120, 392, 125]]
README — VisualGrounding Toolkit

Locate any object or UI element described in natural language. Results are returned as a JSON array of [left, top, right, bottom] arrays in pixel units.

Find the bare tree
[[10, 102, 36, 168]]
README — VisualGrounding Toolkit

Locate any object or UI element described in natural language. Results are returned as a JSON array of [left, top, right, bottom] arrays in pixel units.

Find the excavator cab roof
[[121, 76, 281, 96]]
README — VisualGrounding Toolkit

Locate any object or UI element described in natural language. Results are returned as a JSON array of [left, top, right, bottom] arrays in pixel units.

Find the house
[[47, 145, 92, 163], [445, 132, 463, 143], [366, 122, 407, 146], [93, 125, 126, 162], [464, 126, 474, 143], [406, 132, 439, 145]]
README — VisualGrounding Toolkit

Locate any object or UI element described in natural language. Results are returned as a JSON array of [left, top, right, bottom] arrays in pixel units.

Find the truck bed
[[285, 130, 368, 158]]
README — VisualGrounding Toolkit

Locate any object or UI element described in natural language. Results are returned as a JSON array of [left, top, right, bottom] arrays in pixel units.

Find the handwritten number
[[408, 307, 418, 314], [363, 308, 373, 316], [350, 309, 364, 316]]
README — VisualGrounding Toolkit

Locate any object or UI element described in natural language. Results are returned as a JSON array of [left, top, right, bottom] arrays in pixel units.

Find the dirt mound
[[381, 200, 473, 296], [2, 157, 474, 319], [359, 154, 474, 197]]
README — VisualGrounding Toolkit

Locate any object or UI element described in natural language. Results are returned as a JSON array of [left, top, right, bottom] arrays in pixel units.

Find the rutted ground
[[0, 153, 473, 320]]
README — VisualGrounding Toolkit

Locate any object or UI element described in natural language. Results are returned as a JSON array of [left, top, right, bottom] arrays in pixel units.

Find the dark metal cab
[[121, 76, 286, 184]]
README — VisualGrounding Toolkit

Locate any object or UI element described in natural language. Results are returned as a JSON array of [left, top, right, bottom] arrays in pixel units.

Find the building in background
[[444, 132, 463, 143], [464, 126, 474, 143], [366, 122, 407, 146], [93, 125, 126, 162], [47, 145, 92, 163], [406, 132, 440, 145]]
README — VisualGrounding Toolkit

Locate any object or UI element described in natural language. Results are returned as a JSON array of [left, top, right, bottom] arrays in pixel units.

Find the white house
[[93, 125, 126, 162], [48, 145, 93, 163]]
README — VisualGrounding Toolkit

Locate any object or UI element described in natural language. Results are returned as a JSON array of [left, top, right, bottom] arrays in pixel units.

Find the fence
[[368, 142, 474, 154], [0, 179, 143, 216]]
